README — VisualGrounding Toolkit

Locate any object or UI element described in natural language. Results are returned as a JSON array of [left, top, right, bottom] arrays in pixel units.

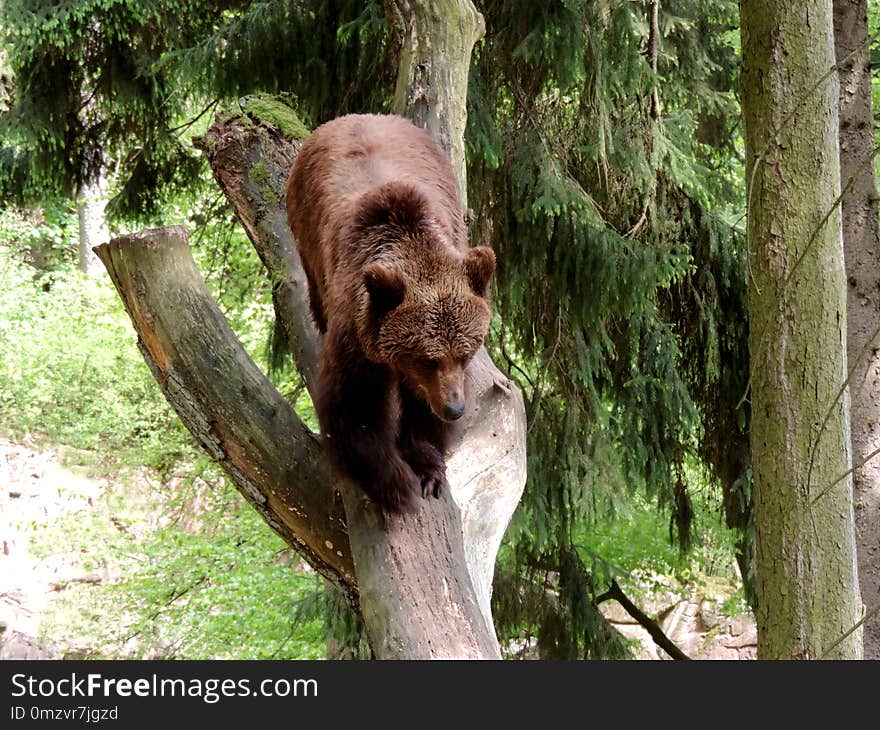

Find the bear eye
[[402, 355, 436, 371]]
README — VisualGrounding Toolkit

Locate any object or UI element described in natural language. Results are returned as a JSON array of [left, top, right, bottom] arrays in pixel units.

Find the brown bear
[[285, 113, 496, 512]]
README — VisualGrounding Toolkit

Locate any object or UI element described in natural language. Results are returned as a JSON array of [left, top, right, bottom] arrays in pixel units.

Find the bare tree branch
[[596, 580, 690, 660]]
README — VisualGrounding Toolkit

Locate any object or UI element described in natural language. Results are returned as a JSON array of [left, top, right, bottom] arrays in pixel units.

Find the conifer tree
[[467, 0, 750, 653]]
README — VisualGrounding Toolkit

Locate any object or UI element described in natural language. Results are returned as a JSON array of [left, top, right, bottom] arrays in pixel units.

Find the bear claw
[[401, 441, 446, 501], [420, 474, 444, 500]]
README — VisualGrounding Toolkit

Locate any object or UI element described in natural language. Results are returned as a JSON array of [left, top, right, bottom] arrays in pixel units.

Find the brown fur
[[286, 114, 495, 512]]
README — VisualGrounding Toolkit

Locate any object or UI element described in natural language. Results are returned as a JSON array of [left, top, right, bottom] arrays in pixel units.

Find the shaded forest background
[[0, 0, 873, 658]]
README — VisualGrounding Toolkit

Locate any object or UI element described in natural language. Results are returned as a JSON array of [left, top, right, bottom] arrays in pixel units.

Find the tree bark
[[191, 101, 320, 392], [834, 0, 880, 660], [648, 1, 662, 122], [77, 177, 108, 277], [383, 0, 484, 211], [742, 0, 862, 659]]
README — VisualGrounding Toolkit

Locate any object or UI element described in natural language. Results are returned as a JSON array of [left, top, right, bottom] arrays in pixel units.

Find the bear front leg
[[315, 336, 421, 512], [398, 386, 449, 499]]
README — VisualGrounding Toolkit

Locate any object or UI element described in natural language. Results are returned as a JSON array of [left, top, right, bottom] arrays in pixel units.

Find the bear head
[[355, 184, 496, 422]]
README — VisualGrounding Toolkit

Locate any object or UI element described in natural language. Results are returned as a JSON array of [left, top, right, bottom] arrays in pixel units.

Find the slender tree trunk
[[741, 0, 862, 659], [647, 0, 662, 122], [76, 176, 108, 276], [834, 0, 880, 659]]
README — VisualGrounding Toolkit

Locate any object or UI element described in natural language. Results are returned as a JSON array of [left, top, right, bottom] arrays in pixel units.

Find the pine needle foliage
[[468, 0, 751, 652], [161, 0, 394, 125], [0, 0, 392, 220], [0, 0, 228, 217]]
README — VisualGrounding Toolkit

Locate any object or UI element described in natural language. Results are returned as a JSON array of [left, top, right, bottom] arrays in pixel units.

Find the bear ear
[[464, 246, 496, 298], [364, 263, 406, 313]]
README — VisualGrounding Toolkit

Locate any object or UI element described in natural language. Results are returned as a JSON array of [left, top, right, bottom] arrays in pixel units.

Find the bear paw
[[373, 458, 422, 513], [402, 442, 447, 500]]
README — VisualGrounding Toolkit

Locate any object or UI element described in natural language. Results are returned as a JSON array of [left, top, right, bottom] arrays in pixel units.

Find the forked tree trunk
[[741, 0, 862, 659], [96, 0, 527, 659], [834, 0, 880, 660]]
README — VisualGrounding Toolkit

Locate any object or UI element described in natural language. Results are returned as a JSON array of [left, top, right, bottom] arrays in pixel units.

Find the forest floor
[[0, 435, 108, 658], [0, 435, 756, 660]]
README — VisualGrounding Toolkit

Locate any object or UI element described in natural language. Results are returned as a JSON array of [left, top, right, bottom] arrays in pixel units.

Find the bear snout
[[443, 399, 466, 421]]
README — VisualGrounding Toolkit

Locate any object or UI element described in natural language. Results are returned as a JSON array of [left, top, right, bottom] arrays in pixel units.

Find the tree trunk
[[76, 176, 108, 276], [741, 0, 862, 658], [834, 0, 880, 660], [384, 0, 484, 211]]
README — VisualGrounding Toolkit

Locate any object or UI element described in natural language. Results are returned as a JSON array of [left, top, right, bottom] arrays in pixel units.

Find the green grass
[[0, 253, 193, 472], [33, 459, 326, 659]]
